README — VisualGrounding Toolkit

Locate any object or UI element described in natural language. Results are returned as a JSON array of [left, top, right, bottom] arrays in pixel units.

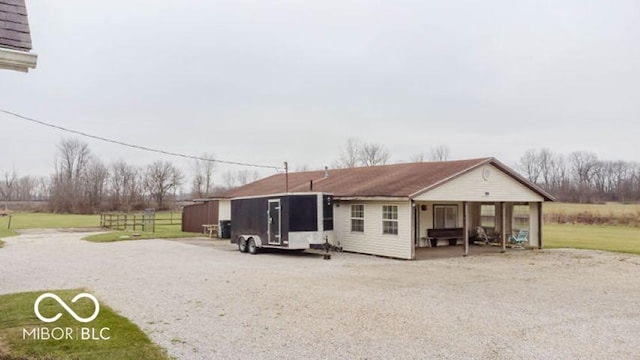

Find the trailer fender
[[247, 235, 263, 248], [241, 235, 263, 248]]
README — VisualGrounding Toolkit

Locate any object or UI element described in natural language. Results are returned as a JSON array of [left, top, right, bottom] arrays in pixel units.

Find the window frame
[[350, 204, 365, 232], [382, 205, 399, 235], [433, 204, 459, 229]]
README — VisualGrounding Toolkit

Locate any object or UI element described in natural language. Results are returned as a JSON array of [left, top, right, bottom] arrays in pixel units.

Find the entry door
[[268, 200, 281, 244]]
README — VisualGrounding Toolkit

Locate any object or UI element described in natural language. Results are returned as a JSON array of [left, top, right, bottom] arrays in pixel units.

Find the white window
[[382, 205, 398, 235], [351, 204, 364, 232], [480, 204, 495, 228], [434, 205, 458, 229]]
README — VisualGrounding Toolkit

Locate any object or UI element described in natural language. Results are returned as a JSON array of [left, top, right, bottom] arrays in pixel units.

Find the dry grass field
[[544, 202, 640, 226], [545, 202, 640, 216]]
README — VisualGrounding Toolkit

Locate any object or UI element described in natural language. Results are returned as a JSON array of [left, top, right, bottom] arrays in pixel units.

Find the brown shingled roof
[[0, 0, 32, 51], [219, 158, 555, 201]]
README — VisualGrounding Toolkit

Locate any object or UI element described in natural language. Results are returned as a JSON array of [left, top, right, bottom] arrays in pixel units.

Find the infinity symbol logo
[[34, 293, 100, 323]]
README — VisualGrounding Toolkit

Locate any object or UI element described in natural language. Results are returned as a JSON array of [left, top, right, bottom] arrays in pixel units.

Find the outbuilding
[[193, 158, 554, 260]]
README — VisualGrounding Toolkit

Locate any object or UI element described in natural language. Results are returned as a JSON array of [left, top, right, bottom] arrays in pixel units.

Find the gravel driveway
[[1, 230, 639, 359]]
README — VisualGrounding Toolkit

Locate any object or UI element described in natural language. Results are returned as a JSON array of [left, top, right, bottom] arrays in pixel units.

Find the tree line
[[0, 138, 259, 214], [3, 139, 638, 213], [518, 149, 640, 203]]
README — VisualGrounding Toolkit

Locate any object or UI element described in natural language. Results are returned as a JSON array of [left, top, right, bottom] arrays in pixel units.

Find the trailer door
[[268, 199, 281, 245]]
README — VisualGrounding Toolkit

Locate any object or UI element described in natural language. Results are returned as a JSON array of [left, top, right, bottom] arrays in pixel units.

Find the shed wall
[[182, 201, 219, 233]]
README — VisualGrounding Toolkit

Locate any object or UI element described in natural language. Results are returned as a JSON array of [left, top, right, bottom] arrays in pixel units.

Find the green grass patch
[[545, 223, 640, 255], [0, 213, 99, 231], [0, 239, 4, 248], [83, 224, 202, 243], [0, 289, 169, 360]]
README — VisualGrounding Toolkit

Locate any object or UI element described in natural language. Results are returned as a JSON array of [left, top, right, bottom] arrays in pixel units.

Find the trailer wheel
[[238, 237, 248, 253], [248, 238, 259, 255]]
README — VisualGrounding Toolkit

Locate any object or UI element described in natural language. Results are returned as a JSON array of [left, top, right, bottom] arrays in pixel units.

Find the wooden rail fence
[[100, 212, 181, 232]]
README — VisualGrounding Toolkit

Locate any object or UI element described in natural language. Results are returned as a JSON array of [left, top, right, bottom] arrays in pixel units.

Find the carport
[[413, 201, 544, 258], [409, 161, 553, 258]]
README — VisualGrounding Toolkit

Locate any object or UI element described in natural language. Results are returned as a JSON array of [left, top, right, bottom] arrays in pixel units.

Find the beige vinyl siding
[[335, 200, 412, 259], [413, 164, 544, 202], [219, 200, 231, 221]]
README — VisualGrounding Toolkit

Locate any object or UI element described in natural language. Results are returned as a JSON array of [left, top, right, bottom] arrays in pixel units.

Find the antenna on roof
[[284, 161, 289, 193]]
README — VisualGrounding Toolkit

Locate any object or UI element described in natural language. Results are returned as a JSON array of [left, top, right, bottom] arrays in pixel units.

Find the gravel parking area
[[1, 230, 639, 359]]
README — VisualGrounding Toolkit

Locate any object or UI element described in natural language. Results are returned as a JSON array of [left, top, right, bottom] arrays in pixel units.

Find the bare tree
[[537, 148, 555, 189], [0, 170, 17, 210], [14, 175, 39, 201], [334, 138, 391, 168], [429, 145, 450, 161], [191, 153, 216, 198], [144, 161, 183, 210], [82, 157, 109, 212], [334, 138, 362, 168], [110, 160, 141, 211], [569, 151, 598, 185], [359, 142, 391, 166], [410, 153, 425, 162], [50, 138, 91, 213], [518, 149, 543, 183], [222, 169, 260, 188]]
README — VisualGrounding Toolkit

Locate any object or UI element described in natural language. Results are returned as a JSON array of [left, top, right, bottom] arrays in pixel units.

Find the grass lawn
[[0, 213, 100, 245], [0, 289, 169, 360], [0, 213, 99, 231], [545, 223, 640, 255], [0, 212, 202, 244]]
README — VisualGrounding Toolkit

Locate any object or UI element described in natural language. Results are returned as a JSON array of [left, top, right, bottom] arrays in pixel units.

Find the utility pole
[[284, 161, 289, 193]]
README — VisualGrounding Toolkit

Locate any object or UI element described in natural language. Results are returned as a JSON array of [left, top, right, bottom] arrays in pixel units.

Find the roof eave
[[0, 47, 37, 72]]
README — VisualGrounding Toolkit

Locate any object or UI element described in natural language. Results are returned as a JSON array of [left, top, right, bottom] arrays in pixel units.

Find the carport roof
[[217, 157, 555, 201]]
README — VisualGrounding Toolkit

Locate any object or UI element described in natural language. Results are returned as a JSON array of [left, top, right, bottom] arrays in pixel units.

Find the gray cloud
[[2, 0, 638, 181]]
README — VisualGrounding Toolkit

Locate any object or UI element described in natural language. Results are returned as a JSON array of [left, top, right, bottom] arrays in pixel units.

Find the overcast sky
[[1, 0, 639, 185]]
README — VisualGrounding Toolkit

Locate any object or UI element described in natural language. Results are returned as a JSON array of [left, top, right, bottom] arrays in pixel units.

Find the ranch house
[[185, 158, 554, 260]]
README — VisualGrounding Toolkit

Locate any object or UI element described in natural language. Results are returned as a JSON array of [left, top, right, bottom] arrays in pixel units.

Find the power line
[[0, 109, 283, 170]]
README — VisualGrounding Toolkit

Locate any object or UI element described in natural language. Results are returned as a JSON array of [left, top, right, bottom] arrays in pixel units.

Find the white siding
[[219, 200, 231, 221], [335, 200, 413, 259], [413, 164, 544, 202]]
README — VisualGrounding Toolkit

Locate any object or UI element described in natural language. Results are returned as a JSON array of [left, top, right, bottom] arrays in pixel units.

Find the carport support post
[[538, 202, 543, 249], [463, 201, 469, 256], [501, 202, 506, 253]]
